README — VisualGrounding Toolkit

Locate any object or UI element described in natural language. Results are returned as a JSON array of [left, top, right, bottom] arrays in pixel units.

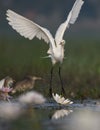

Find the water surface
[[0, 101, 100, 130]]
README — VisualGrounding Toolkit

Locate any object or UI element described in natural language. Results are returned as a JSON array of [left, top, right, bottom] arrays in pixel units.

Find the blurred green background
[[0, 0, 100, 99]]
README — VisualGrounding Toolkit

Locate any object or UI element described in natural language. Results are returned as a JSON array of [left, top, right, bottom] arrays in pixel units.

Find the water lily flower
[[52, 93, 73, 105], [1, 87, 13, 93], [0, 77, 14, 101]]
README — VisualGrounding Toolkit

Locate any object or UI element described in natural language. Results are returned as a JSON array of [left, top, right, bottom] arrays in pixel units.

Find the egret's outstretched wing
[[6, 10, 54, 45], [0, 79, 5, 90], [55, 0, 84, 44]]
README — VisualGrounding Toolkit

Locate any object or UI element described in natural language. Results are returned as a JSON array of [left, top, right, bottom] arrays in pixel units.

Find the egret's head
[[60, 40, 65, 46]]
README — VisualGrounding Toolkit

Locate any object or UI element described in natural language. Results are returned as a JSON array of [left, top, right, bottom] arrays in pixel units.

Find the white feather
[[6, 9, 54, 46], [55, 0, 84, 44]]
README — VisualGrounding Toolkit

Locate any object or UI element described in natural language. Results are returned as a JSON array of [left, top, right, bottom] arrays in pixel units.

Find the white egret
[[6, 0, 84, 96]]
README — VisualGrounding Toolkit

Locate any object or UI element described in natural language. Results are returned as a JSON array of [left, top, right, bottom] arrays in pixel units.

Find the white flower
[[52, 93, 73, 105], [52, 109, 73, 119], [18, 91, 46, 105], [0, 78, 13, 101]]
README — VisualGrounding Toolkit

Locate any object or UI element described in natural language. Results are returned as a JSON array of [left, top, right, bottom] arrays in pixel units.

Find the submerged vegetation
[[0, 35, 100, 99]]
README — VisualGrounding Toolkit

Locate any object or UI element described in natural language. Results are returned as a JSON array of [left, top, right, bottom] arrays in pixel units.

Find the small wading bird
[[6, 0, 84, 96], [12, 76, 42, 94]]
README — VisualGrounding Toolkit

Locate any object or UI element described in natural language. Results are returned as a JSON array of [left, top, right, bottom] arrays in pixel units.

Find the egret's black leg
[[58, 66, 66, 96], [49, 66, 54, 97]]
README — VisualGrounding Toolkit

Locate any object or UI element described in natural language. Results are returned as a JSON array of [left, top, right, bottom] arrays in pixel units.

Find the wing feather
[[55, 0, 84, 44], [6, 9, 54, 45]]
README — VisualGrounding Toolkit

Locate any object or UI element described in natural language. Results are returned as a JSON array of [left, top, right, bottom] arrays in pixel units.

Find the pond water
[[0, 101, 100, 130]]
